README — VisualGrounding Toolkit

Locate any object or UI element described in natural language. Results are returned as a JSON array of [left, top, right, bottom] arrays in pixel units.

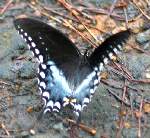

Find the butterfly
[[14, 18, 130, 117]]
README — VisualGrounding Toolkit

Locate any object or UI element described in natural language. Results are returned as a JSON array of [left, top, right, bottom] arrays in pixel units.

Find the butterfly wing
[[14, 18, 82, 113], [73, 30, 131, 116], [88, 30, 131, 68]]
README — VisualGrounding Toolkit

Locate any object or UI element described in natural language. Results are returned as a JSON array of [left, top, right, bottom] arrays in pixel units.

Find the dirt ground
[[0, 0, 150, 138]]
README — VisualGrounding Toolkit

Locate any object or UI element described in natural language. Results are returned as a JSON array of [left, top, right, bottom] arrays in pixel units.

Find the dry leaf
[[135, 111, 143, 118], [119, 110, 127, 116], [100, 72, 108, 79], [143, 103, 150, 113], [124, 122, 131, 128], [26, 106, 33, 113]]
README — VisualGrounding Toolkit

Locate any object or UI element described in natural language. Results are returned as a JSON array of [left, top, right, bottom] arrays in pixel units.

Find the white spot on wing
[[90, 89, 94, 94], [83, 97, 90, 104], [109, 52, 113, 59], [42, 91, 50, 99], [40, 71, 45, 79], [31, 42, 36, 47], [35, 49, 40, 54], [94, 79, 99, 86], [99, 63, 104, 71], [40, 81, 46, 89], [75, 104, 81, 111], [41, 64, 47, 69], [94, 67, 98, 71], [104, 58, 108, 64], [38, 55, 43, 63], [28, 36, 32, 41], [118, 44, 122, 50], [113, 48, 119, 54], [44, 108, 51, 114], [39, 36, 42, 39], [54, 102, 61, 109], [24, 32, 28, 36], [41, 42, 45, 45], [21, 35, 24, 39], [46, 100, 54, 108]]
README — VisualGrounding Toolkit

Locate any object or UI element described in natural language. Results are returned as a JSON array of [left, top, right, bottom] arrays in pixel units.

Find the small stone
[[30, 129, 35, 135], [145, 73, 150, 79], [136, 29, 150, 44]]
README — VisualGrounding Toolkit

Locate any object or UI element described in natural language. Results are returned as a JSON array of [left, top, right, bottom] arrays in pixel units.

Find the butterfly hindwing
[[73, 68, 99, 116]]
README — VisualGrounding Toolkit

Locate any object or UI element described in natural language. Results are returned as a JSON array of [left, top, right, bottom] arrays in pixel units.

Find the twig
[[128, 43, 149, 55], [107, 89, 130, 106], [131, 79, 150, 84], [110, 62, 133, 80], [122, 80, 127, 106], [29, 3, 97, 47], [1, 123, 10, 136], [58, 0, 99, 46], [67, 119, 96, 136], [138, 97, 143, 138], [0, 0, 13, 15], [62, 19, 97, 47], [131, 0, 150, 21], [122, 0, 129, 28], [42, 5, 105, 33], [101, 79, 150, 93], [82, 7, 125, 21], [108, 0, 118, 17], [116, 79, 128, 138]]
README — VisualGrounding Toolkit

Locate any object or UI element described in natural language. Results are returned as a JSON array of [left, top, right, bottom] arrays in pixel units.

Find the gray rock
[[126, 53, 150, 79], [136, 29, 150, 44]]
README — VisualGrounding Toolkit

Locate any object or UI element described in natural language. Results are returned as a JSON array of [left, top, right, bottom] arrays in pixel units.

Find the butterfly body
[[14, 18, 130, 116]]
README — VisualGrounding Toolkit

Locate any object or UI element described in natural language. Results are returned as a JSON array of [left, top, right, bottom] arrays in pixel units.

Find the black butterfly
[[14, 18, 130, 117]]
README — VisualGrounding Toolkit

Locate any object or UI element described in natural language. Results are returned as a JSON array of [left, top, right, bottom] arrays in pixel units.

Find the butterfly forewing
[[88, 30, 131, 69], [14, 18, 81, 64]]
